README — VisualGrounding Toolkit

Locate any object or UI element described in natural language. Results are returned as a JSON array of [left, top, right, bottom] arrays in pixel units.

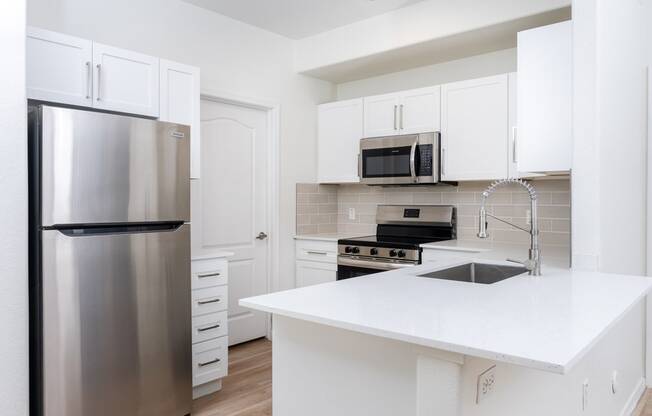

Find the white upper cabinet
[[160, 60, 201, 179], [441, 74, 510, 181], [93, 43, 160, 117], [517, 21, 572, 173], [318, 98, 363, 183], [27, 27, 93, 107], [363, 87, 440, 138], [398, 86, 441, 135], [363, 93, 400, 138]]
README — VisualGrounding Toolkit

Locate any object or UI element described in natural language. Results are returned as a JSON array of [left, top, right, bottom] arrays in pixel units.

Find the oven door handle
[[409, 135, 418, 183], [338, 256, 415, 271]]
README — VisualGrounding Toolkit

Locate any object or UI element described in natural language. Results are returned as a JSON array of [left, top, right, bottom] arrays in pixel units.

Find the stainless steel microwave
[[359, 132, 440, 185]]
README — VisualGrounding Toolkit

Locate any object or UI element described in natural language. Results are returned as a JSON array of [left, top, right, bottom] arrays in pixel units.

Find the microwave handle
[[409, 136, 418, 183]]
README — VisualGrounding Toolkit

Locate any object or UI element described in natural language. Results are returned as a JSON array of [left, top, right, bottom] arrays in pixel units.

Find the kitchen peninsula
[[241, 258, 652, 416]]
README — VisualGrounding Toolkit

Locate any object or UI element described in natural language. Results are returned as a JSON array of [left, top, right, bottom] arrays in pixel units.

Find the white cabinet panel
[[441, 74, 510, 181], [192, 337, 228, 386], [27, 27, 93, 106], [160, 60, 201, 178], [192, 285, 228, 317], [517, 21, 572, 173], [93, 43, 159, 117], [399, 86, 441, 134], [296, 260, 337, 288], [318, 99, 363, 183], [192, 311, 228, 344], [191, 257, 228, 290], [363, 93, 400, 138]]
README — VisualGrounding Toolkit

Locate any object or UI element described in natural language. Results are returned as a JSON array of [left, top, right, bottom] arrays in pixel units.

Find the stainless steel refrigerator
[[28, 104, 192, 416]]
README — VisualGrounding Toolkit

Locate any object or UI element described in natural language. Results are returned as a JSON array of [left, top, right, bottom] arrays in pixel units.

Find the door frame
[[200, 88, 280, 340]]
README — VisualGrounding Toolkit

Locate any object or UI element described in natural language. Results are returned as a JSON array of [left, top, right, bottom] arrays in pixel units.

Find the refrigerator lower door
[[41, 225, 191, 416]]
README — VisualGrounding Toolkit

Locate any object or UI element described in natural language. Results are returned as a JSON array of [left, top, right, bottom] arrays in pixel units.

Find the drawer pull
[[307, 251, 328, 255], [198, 358, 221, 367], [197, 323, 221, 332], [198, 298, 221, 305], [197, 272, 221, 279]]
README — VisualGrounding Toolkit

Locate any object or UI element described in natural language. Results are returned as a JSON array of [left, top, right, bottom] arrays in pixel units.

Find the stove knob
[[397, 250, 406, 258], [345, 246, 352, 254], [351, 247, 360, 254], [389, 249, 397, 257], [370, 248, 378, 255]]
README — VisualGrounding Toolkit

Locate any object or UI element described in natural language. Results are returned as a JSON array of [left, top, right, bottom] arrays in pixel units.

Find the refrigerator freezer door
[[39, 105, 190, 226], [41, 225, 191, 416]]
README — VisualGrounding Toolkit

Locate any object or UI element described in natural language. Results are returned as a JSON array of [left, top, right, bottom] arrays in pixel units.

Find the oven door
[[337, 256, 415, 280], [359, 132, 438, 185]]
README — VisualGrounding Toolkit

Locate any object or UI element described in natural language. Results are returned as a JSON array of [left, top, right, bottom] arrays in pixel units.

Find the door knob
[[256, 232, 268, 240]]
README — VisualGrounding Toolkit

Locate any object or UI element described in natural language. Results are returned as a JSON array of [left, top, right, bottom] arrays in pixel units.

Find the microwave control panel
[[417, 144, 433, 176]]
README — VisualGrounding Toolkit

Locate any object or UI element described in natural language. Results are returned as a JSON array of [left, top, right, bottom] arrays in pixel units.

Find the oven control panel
[[337, 245, 420, 262]]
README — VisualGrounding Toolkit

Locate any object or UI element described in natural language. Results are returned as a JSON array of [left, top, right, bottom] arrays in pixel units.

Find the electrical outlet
[[476, 365, 496, 404], [611, 371, 618, 394], [582, 379, 589, 411], [348, 208, 356, 220]]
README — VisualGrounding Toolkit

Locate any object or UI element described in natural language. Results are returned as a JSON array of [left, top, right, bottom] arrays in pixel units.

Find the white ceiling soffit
[[302, 7, 572, 83], [182, 0, 426, 39]]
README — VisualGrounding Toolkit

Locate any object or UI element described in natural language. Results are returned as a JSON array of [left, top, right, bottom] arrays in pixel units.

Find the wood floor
[[634, 389, 652, 416], [193, 338, 272, 416]]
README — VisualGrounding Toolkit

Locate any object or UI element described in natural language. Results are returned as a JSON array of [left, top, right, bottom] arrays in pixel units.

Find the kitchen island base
[[272, 304, 646, 416]]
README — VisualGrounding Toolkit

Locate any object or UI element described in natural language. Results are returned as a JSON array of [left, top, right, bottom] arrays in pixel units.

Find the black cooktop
[[338, 234, 451, 249]]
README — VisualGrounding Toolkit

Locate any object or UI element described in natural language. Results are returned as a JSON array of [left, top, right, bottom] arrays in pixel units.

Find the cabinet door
[[318, 99, 363, 183], [27, 27, 93, 106], [363, 93, 400, 138], [295, 260, 337, 288], [441, 74, 509, 181], [160, 60, 201, 178], [517, 21, 572, 173], [93, 42, 159, 117], [398, 86, 441, 134]]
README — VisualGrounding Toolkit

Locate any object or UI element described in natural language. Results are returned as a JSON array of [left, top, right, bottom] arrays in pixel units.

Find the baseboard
[[620, 377, 646, 416]]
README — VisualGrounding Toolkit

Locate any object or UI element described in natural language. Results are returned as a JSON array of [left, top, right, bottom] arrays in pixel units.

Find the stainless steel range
[[337, 205, 456, 280]]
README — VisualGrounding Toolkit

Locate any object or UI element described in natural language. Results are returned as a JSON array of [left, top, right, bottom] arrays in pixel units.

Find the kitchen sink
[[418, 262, 528, 284]]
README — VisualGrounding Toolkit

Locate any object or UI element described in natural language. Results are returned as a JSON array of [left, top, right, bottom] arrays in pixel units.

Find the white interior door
[[191, 99, 269, 346]]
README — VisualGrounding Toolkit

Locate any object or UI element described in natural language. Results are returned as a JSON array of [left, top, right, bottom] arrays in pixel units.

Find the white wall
[[27, 0, 335, 292], [0, 0, 29, 415], [336, 48, 516, 100], [572, 0, 649, 275]]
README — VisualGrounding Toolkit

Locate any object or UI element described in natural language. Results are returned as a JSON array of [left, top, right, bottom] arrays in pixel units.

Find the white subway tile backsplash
[[296, 179, 571, 250]]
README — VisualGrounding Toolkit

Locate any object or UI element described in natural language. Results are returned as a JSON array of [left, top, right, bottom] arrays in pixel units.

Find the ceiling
[[182, 0, 426, 39]]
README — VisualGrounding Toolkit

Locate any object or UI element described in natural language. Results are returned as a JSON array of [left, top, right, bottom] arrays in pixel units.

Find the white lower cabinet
[[295, 239, 338, 288], [191, 256, 230, 399]]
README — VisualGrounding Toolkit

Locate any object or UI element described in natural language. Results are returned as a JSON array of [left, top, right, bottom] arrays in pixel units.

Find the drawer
[[295, 239, 337, 264], [191, 257, 228, 290], [192, 337, 228, 386], [192, 285, 228, 317], [192, 311, 228, 344]]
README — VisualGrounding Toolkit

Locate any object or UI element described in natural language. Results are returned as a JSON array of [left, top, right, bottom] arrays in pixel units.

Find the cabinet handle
[[393, 105, 398, 130], [357, 153, 362, 179], [197, 272, 221, 279], [198, 358, 221, 367], [512, 127, 518, 163], [96, 64, 101, 101], [307, 251, 328, 255], [197, 298, 221, 305], [85, 62, 91, 99], [197, 323, 221, 332], [400, 104, 404, 130], [441, 148, 446, 176]]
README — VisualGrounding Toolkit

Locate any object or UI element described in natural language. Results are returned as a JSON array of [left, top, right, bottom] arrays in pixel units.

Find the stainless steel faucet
[[477, 178, 541, 276]]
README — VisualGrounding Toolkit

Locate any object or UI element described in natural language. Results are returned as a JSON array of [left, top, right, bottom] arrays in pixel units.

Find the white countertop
[[294, 233, 358, 242], [241, 260, 652, 374]]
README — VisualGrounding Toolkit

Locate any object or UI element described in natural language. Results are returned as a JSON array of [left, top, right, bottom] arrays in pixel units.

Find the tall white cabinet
[[317, 98, 363, 183], [26, 26, 201, 178], [517, 21, 573, 173], [363, 86, 440, 138], [160, 60, 201, 179], [440, 74, 511, 181]]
